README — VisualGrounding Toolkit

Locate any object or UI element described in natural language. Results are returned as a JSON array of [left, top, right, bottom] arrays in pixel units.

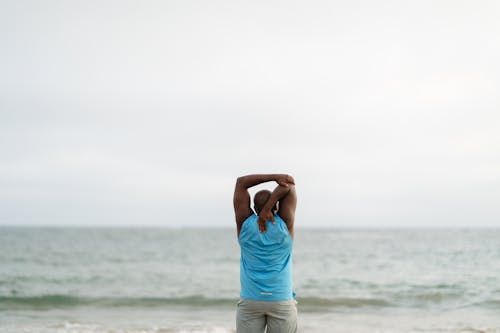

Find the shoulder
[[238, 214, 257, 238], [274, 214, 286, 223], [244, 213, 257, 223], [275, 214, 294, 238]]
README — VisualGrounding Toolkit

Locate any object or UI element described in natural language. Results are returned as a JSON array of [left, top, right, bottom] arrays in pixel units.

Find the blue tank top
[[238, 214, 295, 301]]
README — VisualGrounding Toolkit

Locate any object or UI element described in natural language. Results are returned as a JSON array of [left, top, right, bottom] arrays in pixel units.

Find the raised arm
[[277, 184, 297, 238], [236, 174, 294, 189], [257, 184, 291, 233], [233, 174, 294, 236]]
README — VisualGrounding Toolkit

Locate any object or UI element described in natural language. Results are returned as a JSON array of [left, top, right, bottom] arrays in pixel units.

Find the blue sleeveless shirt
[[238, 214, 295, 301]]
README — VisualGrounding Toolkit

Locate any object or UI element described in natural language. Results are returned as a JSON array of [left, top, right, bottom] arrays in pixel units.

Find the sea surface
[[1, 227, 499, 333]]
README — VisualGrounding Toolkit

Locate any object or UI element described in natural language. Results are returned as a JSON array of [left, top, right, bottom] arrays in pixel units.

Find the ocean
[[1, 227, 499, 333]]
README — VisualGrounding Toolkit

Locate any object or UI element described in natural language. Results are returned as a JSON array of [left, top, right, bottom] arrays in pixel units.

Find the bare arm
[[233, 174, 294, 236], [277, 184, 297, 238], [236, 174, 294, 189], [257, 184, 291, 233]]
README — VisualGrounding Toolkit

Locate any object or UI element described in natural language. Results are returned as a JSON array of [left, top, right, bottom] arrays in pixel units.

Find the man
[[233, 173, 298, 333]]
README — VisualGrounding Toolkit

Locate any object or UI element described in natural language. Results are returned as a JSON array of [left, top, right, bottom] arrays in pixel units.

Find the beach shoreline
[[2, 305, 500, 333]]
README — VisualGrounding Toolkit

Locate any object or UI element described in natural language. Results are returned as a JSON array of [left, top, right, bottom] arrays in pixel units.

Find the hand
[[276, 174, 295, 187], [258, 209, 275, 233]]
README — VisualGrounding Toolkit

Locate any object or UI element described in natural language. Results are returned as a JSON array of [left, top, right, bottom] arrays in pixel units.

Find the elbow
[[236, 176, 246, 187], [279, 184, 291, 193]]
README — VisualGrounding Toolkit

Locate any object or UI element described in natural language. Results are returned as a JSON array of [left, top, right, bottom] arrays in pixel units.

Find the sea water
[[1, 227, 499, 332]]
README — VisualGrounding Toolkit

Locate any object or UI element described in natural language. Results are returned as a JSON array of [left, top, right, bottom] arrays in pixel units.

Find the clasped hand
[[276, 174, 295, 188]]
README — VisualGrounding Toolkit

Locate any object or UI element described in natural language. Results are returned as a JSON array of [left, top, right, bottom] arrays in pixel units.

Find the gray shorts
[[236, 298, 298, 333]]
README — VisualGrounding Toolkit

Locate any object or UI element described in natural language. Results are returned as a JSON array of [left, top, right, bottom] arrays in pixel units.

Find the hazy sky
[[1, 0, 499, 227]]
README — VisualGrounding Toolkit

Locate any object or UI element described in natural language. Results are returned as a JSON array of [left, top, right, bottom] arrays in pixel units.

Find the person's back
[[239, 213, 294, 301], [233, 174, 298, 333]]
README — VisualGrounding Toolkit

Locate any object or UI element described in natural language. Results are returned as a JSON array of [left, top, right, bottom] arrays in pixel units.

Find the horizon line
[[0, 224, 498, 230]]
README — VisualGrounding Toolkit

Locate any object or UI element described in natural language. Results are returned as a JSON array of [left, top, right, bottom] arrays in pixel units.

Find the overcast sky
[[1, 0, 499, 227]]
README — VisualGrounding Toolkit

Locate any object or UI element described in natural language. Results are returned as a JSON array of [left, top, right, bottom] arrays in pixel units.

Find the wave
[[0, 295, 232, 309], [471, 299, 500, 309], [0, 294, 393, 310], [298, 296, 392, 308], [3, 294, 496, 311]]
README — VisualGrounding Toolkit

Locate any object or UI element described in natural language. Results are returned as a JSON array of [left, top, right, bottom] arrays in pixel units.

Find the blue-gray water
[[1, 227, 500, 332]]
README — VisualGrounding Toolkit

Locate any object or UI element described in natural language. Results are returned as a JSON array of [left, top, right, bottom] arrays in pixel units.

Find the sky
[[1, 0, 499, 227]]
